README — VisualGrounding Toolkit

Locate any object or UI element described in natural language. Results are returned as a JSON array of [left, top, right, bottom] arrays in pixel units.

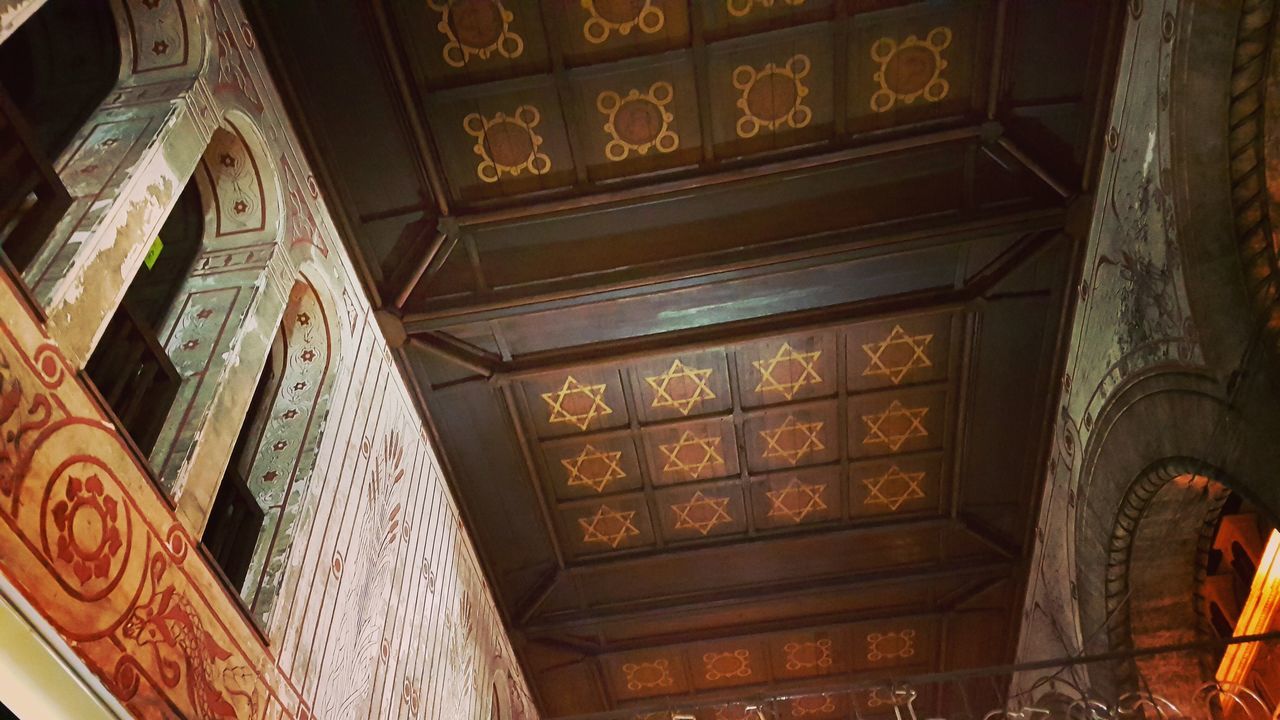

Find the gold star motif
[[645, 359, 716, 415], [862, 325, 934, 384], [753, 342, 823, 400], [766, 477, 828, 523], [578, 504, 640, 548], [759, 415, 826, 465], [671, 491, 733, 535], [861, 400, 928, 452], [862, 465, 926, 511], [659, 430, 725, 480], [561, 444, 626, 493], [541, 375, 613, 431]]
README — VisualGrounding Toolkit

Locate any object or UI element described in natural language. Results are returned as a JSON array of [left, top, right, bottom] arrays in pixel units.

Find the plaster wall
[[0, 0, 537, 717]]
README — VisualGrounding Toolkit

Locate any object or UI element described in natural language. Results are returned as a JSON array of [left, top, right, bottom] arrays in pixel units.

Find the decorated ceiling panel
[[395, 0, 988, 205], [513, 310, 962, 561]]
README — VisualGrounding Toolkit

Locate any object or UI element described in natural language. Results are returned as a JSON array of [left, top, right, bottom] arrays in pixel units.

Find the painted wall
[[0, 0, 537, 717]]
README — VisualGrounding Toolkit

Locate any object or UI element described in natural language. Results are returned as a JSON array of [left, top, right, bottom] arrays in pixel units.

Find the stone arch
[[15, 0, 217, 368], [235, 269, 341, 626], [1073, 369, 1280, 705], [151, 111, 299, 538]]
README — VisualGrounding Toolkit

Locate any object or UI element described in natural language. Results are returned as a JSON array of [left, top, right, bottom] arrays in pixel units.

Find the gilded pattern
[[759, 415, 825, 465], [581, 0, 664, 44], [579, 504, 641, 547], [726, 0, 805, 18], [862, 400, 929, 452], [703, 649, 753, 680], [671, 490, 733, 535], [561, 444, 627, 493], [622, 659, 674, 691], [870, 27, 953, 113], [597, 81, 679, 161], [752, 342, 822, 400], [427, 0, 524, 68], [541, 375, 613, 431], [866, 629, 916, 662], [645, 358, 716, 415], [862, 465, 926, 511], [766, 477, 828, 523], [733, 54, 812, 139], [463, 106, 551, 184], [784, 639, 833, 671], [862, 325, 934, 384], [659, 430, 725, 480]]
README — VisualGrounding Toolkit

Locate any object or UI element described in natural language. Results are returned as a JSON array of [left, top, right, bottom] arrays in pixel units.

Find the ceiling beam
[[454, 125, 985, 228], [522, 551, 1010, 632]]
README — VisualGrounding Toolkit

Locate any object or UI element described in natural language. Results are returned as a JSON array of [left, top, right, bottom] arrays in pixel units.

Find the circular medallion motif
[[41, 461, 133, 601], [597, 81, 679, 161], [870, 27, 952, 113], [582, 0, 664, 44], [450, 0, 505, 49], [733, 54, 812, 139], [464, 106, 551, 183]]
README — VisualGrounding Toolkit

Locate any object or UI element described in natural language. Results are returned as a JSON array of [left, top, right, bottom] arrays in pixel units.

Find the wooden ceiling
[[246, 0, 1122, 716]]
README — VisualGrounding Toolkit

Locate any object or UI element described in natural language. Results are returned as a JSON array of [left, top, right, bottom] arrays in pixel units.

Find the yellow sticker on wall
[[143, 236, 163, 269]]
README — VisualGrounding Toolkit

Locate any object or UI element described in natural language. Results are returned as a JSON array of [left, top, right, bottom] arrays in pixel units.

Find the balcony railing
[[84, 302, 181, 455], [0, 83, 70, 273]]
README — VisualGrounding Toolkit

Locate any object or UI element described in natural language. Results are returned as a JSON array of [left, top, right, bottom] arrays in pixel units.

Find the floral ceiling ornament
[[622, 659, 673, 691], [727, 0, 805, 18], [49, 474, 126, 587], [427, 0, 525, 68], [733, 54, 812, 139], [866, 629, 916, 662], [597, 81, 679, 162], [581, 0, 665, 45], [703, 649, 753, 681], [463, 105, 552, 184], [870, 26, 953, 113]]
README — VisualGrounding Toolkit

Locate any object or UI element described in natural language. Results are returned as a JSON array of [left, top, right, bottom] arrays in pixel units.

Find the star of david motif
[[645, 359, 716, 415], [671, 491, 733, 535], [541, 375, 613, 431], [560, 444, 626, 493], [752, 342, 823, 400], [759, 415, 826, 465], [862, 465, 926, 511], [578, 504, 640, 548], [659, 431, 724, 479], [862, 400, 929, 452], [862, 325, 934, 384], [766, 477, 828, 523]]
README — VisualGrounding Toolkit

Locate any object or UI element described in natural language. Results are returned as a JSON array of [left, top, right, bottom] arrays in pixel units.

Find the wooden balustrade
[[83, 302, 182, 455], [0, 83, 69, 272]]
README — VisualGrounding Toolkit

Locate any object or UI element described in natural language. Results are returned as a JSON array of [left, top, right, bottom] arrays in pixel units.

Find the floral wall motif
[[0, 0, 537, 717]]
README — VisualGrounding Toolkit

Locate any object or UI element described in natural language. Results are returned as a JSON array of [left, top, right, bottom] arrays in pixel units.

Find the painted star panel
[[743, 401, 839, 472], [522, 367, 628, 437], [655, 481, 747, 541], [632, 350, 731, 422], [541, 432, 642, 500], [736, 334, 836, 408], [750, 467, 841, 529], [559, 493, 654, 556], [846, 313, 953, 392], [643, 416, 739, 485], [847, 387, 947, 459], [849, 453, 943, 518]]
